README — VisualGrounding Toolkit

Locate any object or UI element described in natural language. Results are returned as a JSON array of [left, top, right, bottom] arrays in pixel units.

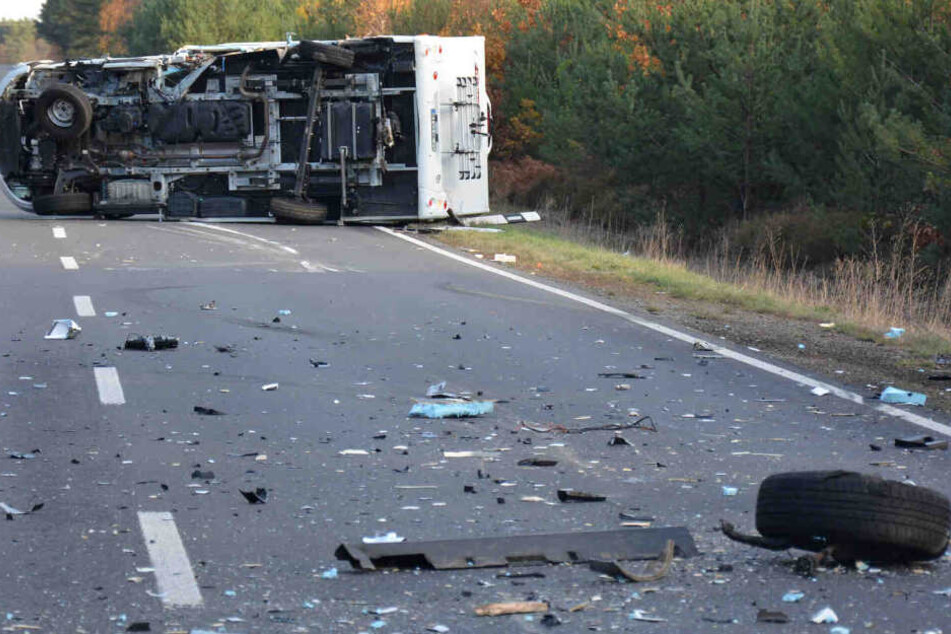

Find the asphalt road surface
[[0, 199, 949, 634]]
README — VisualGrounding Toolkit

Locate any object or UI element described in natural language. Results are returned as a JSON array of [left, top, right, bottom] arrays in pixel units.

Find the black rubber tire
[[32, 192, 93, 215], [34, 84, 93, 140], [270, 197, 329, 225], [756, 471, 950, 562], [298, 40, 355, 68]]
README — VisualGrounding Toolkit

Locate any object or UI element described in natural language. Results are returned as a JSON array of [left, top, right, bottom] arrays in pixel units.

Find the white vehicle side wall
[[414, 36, 490, 220]]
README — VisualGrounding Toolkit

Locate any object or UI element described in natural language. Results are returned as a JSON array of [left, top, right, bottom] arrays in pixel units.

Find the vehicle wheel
[[298, 40, 355, 68], [32, 192, 93, 215], [756, 471, 950, 562], [270, 197, 329, 225], [34, 84, 93, 140]]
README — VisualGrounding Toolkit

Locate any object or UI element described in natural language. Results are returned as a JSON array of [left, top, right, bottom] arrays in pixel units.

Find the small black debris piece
[[869, 444, 882, 451], [598, 372, 644, 379], [309, 359, 329, 368], [194, 406, 225, 416], [452, 334, 462, 340], [540, 614, 562, 627], [517, 457, 558, 467], [464, 485, 477, 494], [10, 450, 39, 460], [214, 345, 235, 353], [272, 316, 281, 323], [928, 374, 951, 381], [124, 335, 179, 351], [240, 488, 268, 504], [894, 435, 948, 450], [191, 470, 215, 481], [608, 434, 631, 446], [126, 623, 151, 632], [557, 489, 606, 503], [335, 527, 697, 571], [756, 609, 789, 624]]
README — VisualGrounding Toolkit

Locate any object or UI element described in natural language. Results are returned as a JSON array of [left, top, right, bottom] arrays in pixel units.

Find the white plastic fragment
[[628, 609, 667, 623], [44, 319, 81, 340], [261, 383, 279, 391], [811, 607, 838, 624], [362, 532, 405, 544], [782, 591, 804, 602], [427, 626, 450, 633], [721, 486, 739, 496], [493, 253, 517, 263], [811, 386, 831, 396], [339, 449, 370, 456]]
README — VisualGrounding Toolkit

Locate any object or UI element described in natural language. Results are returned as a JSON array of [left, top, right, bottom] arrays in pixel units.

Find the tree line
[[4, 0, 950, 258]]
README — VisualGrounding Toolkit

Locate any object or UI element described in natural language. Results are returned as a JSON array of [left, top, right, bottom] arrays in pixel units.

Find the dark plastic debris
[[336, 527, 698, 571], [517, 457, 558, 467], [10, 450, 39, 460], [240, 488, 268, 504], [598, 372, 644, 379], [126, 623, 151, 632], [192, 470, 215, 480], [124, 335, 179, 351], [194, 406, 225, 416], [756, 609, 789, 624], [540, 614, 562, 627], [894, 435, 948, 450], [557, 489, 606, 503], [608, 434, 631, 446]]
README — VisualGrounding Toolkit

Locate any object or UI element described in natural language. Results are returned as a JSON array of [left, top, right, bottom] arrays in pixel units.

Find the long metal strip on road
[[377, 227, 951, 437]]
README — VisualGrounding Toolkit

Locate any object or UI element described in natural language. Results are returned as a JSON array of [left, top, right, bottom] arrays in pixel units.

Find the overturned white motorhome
[[0, 36, 492, 224]]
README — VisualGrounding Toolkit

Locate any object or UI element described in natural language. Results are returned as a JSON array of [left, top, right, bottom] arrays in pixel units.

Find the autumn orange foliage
[[99, 0, 140, 54]]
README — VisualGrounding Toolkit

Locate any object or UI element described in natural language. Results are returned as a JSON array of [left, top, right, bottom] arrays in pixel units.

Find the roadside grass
[[434, 223, 951, 357], [437, 226, 833, 319]]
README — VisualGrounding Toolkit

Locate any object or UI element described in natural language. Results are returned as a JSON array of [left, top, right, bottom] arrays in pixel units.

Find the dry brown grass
[[485, 199, 951, 352]]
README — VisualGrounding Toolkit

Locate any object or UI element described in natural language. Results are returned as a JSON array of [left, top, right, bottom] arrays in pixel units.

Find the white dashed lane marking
[[60, 256, 79, 270], [378, 227, 951, 437], [52, 226, 67, 239], [73, 295, 96, 317], [93, 367, 125, 405], [138, 512, 203, 608]]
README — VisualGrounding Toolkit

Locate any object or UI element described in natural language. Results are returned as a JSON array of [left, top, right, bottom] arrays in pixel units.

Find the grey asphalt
[[0, 200, 948, 633]]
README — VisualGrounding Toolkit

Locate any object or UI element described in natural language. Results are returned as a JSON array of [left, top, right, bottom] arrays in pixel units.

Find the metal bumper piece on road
[[335, 527, 698, 571]]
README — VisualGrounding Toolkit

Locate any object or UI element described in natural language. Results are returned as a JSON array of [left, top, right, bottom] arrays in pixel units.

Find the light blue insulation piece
[[409, 401, 494, 418], [880, 386, 927, 406]]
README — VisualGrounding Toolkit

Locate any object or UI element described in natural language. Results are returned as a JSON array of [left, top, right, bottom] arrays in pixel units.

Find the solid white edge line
[[376, 227, 951, 437], [94, 366, 125, 405], [137, 511, 204, 608], [73, 295, 96, 317], [60, 256, 79, 270], [52, 226, 67, 239]]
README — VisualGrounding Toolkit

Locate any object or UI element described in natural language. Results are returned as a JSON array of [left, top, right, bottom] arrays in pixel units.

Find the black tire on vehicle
[[32, 192, 93, 215], [298, 40, 355, 68], [755, 470, 951, 562], [34, 84, 93, 140], [270, 197, 329, 225]]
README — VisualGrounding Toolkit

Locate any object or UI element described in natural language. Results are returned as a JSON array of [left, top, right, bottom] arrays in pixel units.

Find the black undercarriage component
[[147, 102, 251, 143]]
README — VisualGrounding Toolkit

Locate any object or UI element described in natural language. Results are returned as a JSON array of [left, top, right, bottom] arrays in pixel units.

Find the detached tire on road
[[32, 192, 93, 215], [298, 40, 355, 68], [756, 471, 950, 562], [34, 84, 93, 140], [270, 197, 328, 225]]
